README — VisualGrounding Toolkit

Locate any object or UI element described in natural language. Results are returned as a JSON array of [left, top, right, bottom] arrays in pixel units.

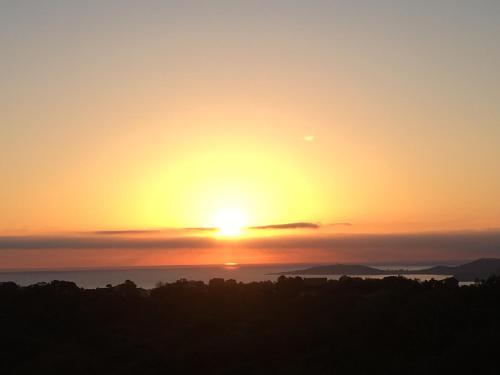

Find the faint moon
[[304, 135, 314, 142]]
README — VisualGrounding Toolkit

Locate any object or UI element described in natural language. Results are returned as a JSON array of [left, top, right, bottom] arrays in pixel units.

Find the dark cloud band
[[2, 230, 500, 261]]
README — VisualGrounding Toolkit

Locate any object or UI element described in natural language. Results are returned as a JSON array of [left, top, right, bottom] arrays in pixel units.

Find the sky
[[1, 1, 500, 268]]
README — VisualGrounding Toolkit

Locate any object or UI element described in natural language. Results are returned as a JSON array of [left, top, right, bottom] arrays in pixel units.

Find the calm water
[[0, 264, 454, 289]]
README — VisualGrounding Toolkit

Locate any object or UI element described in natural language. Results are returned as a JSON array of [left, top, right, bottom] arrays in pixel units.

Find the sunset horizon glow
[[1, 1, 500, 269]]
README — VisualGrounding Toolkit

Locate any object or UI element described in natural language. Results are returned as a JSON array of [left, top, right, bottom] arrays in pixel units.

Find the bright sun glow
[[213, 209, 247, 237]]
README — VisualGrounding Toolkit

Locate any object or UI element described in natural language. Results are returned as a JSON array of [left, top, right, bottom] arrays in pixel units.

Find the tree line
[[1, 275, 500, 374]]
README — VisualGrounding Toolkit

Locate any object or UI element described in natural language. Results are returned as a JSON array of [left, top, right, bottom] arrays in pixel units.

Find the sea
[[0, 263, 455, 289]]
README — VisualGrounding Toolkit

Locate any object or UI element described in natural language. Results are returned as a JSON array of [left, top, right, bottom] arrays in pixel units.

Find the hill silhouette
[[278, 258, 500, 281]]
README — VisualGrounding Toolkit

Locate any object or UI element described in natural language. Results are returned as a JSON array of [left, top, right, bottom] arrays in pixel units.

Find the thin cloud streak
[[91, 228, 217, 236], [91, 222, 323, 236], [249, 222, 320, 230], [92, 230, 164, 235]]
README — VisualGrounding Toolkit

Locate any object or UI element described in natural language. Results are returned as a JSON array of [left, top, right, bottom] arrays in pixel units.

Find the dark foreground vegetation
[[2, 276, 500, 374]]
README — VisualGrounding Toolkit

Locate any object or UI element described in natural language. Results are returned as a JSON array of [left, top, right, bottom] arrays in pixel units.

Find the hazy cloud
[[2, 230, 500, 263], [92, 230, 164, 235], [241, 230, 500, 262], [0, 235, 217, 250], [326, 223, 352, 227]]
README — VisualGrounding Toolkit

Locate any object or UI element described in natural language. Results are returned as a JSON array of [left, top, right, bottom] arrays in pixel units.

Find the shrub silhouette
[[0, 276, 499, 374]]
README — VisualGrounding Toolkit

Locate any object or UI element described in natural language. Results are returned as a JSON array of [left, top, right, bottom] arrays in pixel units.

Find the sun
[[213, 208, 247, 237]]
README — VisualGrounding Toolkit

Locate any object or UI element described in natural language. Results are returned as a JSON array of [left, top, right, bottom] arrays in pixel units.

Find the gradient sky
[[1, 1, 500, 267]]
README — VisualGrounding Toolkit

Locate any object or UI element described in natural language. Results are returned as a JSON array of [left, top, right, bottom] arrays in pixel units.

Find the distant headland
[[276, 258, 500, 282]]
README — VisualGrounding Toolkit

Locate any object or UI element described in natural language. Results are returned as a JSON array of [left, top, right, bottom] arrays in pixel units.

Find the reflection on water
[[0, 264, 469, 289], [0, 264, 310, 289]]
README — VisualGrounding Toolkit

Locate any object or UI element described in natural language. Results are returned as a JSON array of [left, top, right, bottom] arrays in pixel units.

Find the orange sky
[[1, 2, 500, 268]]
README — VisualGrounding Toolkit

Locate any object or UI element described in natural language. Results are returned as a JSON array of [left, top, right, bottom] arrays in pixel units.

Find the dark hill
[[425, 258, 500, 281], [277, 264, 389, 276], [279, 258, 500, 281]]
